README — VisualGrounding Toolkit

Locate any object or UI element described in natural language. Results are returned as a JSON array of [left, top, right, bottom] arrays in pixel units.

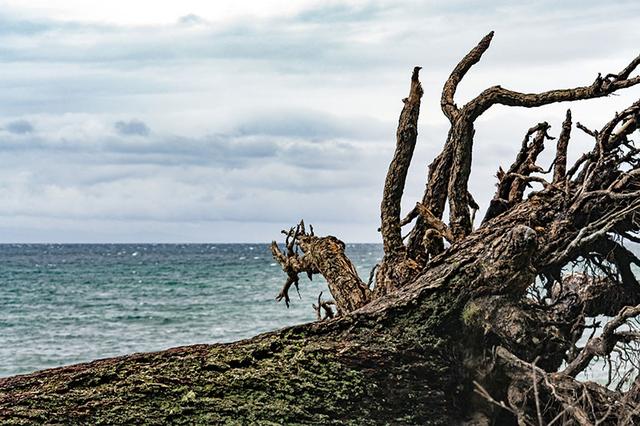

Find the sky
[[0, 0, 639, 242]]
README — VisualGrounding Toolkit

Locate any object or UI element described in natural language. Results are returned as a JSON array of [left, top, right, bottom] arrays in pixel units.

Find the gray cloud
[[114, 119, 150, 136], [0, 1, 632, 70], [233, 110, 390, 141], [0, 1, 639, 242], [4, 119, 34, 134], [178, 14, 207, 26]]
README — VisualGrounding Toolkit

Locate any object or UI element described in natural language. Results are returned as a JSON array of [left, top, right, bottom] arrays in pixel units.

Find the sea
[[0, 243, 382, 377], [1, 243, 633, 384]]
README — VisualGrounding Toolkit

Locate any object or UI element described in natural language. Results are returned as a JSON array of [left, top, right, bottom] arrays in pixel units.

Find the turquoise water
[[0, 243, 383, 377]]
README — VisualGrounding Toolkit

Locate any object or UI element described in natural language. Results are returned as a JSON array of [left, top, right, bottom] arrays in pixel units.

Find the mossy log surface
[[0, 296, 460, 425]]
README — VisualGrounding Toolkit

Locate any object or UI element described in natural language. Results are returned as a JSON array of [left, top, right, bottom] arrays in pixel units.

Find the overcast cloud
[[0, 0, 639, 242]]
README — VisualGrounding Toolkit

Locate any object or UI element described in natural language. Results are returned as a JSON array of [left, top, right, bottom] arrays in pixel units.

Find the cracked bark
[[2, 32, 640, 425]]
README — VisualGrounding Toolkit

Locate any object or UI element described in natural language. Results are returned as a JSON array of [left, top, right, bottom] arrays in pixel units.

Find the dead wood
[[2, 31, 640, 425], [269, 31, 640, 424]]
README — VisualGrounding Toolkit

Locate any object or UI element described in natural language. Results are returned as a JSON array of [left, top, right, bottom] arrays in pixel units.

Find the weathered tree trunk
[[2, 32, 640, 425], [0, 217, 540, 425]]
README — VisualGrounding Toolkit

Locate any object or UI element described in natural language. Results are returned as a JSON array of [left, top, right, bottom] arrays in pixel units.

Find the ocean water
[[0, 243, 383, 377], [2, 243, 634, 383]]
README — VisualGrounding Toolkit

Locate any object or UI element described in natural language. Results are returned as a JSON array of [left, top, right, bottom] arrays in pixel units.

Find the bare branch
[[272, 222, 370, 314], [472, 380, 520, 418], [380, 66, 423, 256], [551, 270, 640, 318], [439, 39, 640, 241], [483, 122, 554, 223], [312, 292, 336, 321], [553, 109, 573, 184], [563, 305, 640, 377], [496, 347, 626, 424], [576, 121, 598, 138], [465, 54, 640, 120], [415, 202, 454, 243], [441, 31, 494, 122], [398, 205, 419, 227]]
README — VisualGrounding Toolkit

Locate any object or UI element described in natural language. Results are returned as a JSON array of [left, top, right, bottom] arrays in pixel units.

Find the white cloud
[[0, 0, 327, 25], [0, 1, 638, 241]]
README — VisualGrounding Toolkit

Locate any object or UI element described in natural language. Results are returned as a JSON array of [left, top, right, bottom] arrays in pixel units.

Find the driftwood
[[1, 32, 640, 424]]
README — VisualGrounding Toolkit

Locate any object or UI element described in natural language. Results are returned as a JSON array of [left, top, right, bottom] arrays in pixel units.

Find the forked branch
[[272, 221, 370, 315], [441, 32, 640, 242]]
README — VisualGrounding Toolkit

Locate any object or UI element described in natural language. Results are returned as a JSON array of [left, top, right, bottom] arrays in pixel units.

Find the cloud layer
[[0, 0, 639, 242]]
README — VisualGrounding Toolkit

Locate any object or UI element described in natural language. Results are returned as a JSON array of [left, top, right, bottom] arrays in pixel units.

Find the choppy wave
[[0, 243, 383, 377]]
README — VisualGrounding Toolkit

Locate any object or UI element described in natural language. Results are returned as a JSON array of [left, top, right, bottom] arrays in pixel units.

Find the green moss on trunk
[[0, 288, 467, 425]]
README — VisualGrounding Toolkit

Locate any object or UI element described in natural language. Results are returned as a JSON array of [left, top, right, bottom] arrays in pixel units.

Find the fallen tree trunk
[[2, 32, 640, 425], [0, 218, 542, 425]]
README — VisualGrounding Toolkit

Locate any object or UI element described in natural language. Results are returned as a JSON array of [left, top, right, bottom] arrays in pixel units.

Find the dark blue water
[[0, 243, 383, 377]]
